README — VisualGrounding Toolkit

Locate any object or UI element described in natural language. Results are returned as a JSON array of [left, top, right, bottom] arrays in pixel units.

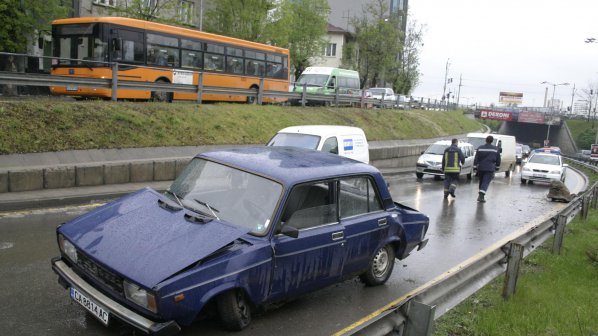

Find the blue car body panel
[[60, 187, 250, 289], [53, 146, 429, 333]]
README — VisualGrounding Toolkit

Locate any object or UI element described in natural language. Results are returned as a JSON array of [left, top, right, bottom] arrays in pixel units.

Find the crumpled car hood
[[59, 187, 250, 288]]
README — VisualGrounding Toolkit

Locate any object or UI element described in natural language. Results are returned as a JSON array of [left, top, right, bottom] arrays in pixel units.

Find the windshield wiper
[[193, 199, 220, 220], [164, 190, 183, 206]]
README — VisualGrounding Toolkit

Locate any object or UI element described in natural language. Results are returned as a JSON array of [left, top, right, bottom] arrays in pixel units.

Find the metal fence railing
[[336, 160, 595, 336], [0, 52, 472, 110]]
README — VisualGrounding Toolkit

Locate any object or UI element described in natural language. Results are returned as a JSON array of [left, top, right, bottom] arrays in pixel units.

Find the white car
[[415, 140, 475, 180], [367, 88, 396, 108], [521, 152, 567, 184]]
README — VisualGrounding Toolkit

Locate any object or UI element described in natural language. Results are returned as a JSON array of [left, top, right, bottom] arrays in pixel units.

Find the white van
[[466, 132, 517, 177], [267, 125, 369, 164], [415, 140, 475, 179]]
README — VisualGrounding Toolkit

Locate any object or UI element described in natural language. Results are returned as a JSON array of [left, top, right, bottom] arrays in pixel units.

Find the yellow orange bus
[[50, 17, 289, 102]]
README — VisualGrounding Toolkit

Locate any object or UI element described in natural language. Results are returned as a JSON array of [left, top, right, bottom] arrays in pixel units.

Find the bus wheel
[[151, 79, 173, 103]]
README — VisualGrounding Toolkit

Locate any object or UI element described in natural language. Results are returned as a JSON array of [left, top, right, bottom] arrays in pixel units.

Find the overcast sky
[[408, 0, 598, 108]]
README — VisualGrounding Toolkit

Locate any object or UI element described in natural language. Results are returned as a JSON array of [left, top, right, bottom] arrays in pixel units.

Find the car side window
[[282, 181, 337, 230], [339, 177, 382, 218], [321, 137, 339, 154]]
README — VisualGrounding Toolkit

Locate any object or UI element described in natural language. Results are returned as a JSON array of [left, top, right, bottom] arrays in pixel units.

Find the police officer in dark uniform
[[442, 138, 465, 198], [473, 135, 501, 203]]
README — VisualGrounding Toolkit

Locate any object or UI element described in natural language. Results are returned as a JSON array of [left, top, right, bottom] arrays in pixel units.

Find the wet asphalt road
[[0, 166, 583, 336]]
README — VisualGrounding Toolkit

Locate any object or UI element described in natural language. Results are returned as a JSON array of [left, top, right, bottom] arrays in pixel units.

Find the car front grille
[[77, 252, 124, 295], [532, 169, 549, 173]]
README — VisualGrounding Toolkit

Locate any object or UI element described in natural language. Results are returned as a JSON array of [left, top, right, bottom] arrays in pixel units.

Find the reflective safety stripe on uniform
[[443, 151, 460, 173]]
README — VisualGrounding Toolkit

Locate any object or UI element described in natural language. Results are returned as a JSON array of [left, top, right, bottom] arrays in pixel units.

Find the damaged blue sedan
[[52, 146, 429, 334]]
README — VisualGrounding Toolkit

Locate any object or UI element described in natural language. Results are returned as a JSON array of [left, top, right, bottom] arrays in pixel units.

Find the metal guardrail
[[0, 52, 466, 109], [336, 160, 595, 336]]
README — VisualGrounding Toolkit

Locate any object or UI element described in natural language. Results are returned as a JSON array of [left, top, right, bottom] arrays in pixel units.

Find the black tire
[[521, 178, 527, 184], [151, 79, 173, 102], [216, 289, 252, 331], [467, 170, 473, 180], [359, 244, 395, 286], [505, 168, 511, 177], [434, 175, 442, 181], [416, 172, 424, 179]]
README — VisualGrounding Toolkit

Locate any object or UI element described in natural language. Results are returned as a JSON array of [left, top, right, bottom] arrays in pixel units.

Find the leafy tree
[[389, 19, 424, 95], [0, 0, 68, 53], [270, 0, 330, 79], [204, 0, 276, 41], [0, 0, 67, 95], [204, 0, 329, 80], [108, 0, 189, 26], [343, 0, 402, 89]]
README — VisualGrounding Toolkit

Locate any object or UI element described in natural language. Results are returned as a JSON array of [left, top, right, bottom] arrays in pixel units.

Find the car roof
[[432, 140, 472, 147], [199, 146, 379, 185], [277, 125, 366, 137]]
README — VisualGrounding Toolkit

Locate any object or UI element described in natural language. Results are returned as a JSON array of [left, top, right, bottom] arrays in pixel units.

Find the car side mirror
[[280, 225, 299, 238]]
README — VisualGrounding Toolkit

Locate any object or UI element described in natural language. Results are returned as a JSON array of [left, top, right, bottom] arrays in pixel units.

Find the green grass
[[567, 119, 598, 150], [0, 100, 481, 154], [433, 167, 598, 336]]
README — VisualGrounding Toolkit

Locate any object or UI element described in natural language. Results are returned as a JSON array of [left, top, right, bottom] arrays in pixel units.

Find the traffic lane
[[0, 166, 579, 336], [0, 207, 121, 336]]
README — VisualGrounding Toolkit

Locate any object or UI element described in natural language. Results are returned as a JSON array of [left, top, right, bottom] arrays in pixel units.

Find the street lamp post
[[540, 81, 569, 146]]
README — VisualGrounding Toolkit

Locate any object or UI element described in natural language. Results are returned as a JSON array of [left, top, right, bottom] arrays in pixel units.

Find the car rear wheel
[[217, 289, 252, 331], [360, 244, 395, 286]]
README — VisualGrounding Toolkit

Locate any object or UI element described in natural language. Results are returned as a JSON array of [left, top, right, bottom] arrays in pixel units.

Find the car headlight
[[550, 169, 561, 174], [58, 234, 78, 263], [417, 157, 425, 165], [124, 280, 157, 313], [522, 166, 531, 172]]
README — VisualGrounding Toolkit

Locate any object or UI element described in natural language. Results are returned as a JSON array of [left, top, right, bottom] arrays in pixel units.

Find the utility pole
[[569, 84, 575, 116], [543, 87, 548, 108], [199, 0, 204, 31], [456, 74, 463, 107], [442, 58, 450, 109]]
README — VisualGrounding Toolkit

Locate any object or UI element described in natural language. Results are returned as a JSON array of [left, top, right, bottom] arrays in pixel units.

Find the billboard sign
[[479, 109, 513, 121], [499, 91, 523, 104], [517, 111, 545, 124]]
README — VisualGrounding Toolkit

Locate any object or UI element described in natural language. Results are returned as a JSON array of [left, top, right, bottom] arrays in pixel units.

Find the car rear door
[[338, 176, 388, 277]]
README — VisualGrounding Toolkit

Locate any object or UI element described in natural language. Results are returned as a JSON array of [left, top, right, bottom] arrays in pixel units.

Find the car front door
[[269, 180, 346, 300]]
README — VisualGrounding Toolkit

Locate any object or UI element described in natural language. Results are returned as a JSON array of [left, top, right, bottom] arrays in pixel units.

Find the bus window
[[227, 57, 243, 74], [182, 50, 202, 69], [181, 39, 202, 51], [204, 54, 224, 71], [245, 60, 265, 77], [113, 30, 144, 63]]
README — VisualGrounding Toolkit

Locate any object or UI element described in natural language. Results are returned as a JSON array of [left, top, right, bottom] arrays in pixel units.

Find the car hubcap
[[372, 247, 389, 278]]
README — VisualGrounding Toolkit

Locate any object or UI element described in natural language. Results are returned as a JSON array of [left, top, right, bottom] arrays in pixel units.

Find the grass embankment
[[434, 166, 598, 336], [0, 100, 481, 154]]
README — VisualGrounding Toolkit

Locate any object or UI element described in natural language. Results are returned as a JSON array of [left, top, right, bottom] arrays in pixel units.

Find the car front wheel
[[416, 172, 423, 179], [360, 244, 395, 286], [217, 289, 252, 331]]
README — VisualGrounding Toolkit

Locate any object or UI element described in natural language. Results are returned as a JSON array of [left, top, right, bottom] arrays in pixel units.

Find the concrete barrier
[[9, 169, 44, 192], [44, 166, 76, 189], [0, 142, 438, 194]]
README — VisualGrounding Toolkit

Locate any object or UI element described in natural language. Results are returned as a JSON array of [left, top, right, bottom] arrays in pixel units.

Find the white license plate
[[70, 287, 110, 325], [533, 173, 545, 177], [66, 85, 78, 91]]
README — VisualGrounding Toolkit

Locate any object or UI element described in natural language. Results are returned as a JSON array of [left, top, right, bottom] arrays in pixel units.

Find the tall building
[[327, 0, 408, 33]]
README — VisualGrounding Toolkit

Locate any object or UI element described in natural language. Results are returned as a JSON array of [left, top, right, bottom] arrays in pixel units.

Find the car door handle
[[331, 231, 344, 241], [378, 218, 387, 226]]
